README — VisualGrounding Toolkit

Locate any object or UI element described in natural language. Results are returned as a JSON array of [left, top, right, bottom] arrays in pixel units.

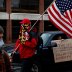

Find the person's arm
[[24, 38, 37, 48]]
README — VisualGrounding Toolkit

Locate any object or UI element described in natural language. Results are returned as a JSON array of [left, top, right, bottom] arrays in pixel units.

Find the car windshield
[[40, 33, 51, 46]]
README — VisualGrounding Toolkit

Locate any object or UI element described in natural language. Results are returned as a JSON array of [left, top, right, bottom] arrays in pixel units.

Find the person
[[0, 25, 12, 72], [0, 26, 4, 47], [14, 18, 38, 72], [57, 36, 62, 40]]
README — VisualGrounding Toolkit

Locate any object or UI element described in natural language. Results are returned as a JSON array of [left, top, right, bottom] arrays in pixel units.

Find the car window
[[40, 32, 69, 47], [52, 34, 68, 40], [40, 33, 51, 46]]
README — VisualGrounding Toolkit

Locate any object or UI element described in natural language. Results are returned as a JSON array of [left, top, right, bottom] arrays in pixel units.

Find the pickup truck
[[37, 31, 71, 72]]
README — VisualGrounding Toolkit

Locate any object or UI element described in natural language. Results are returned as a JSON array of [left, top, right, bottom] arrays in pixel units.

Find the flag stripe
[[48, 8, 72, 33], [49, 16, 72, 38], [47, 4, 72, 31], [47, 1, 72, 37], [47, 12, 72, 37], [65, 10, 72, 24], [52, 2, 72, 27]]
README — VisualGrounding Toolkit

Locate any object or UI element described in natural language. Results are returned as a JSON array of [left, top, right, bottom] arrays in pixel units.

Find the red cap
[[20, 18, 31, 25]]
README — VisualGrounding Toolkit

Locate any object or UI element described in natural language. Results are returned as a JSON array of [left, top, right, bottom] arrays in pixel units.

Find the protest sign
[[52, 39, 72, 63]]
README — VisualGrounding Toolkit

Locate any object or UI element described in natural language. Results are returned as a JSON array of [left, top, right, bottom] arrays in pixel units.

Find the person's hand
[[24, 32, 30, 40]]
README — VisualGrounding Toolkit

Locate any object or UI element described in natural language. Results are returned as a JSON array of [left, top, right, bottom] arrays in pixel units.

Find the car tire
[[31, 62, 41, 72]]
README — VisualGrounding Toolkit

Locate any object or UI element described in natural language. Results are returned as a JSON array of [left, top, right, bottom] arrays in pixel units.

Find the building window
[[0, 0, 4, 7], [0, 0, 6, 12], [44, 21, 58, 31], [44, 0, 53, 14], [12, 20, 20, 42], [11, 0, 39, 13], [11, 0, 20, 8]]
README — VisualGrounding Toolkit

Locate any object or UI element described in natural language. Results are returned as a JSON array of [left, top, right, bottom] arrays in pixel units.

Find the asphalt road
[[11, 63, 21, 72], [12, 63, 72, 72]]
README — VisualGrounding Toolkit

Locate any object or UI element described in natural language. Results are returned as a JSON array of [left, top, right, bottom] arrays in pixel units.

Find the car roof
[[41, 31, 63, 35], [40, 31, 70, 47]]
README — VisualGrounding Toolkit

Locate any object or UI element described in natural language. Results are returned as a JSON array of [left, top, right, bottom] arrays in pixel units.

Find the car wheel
[[31, 63, 41, 72]]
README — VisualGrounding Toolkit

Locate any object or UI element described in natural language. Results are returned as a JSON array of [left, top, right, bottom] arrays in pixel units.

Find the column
[[39, 0, 44, 33], [6, 0, 12, 43]]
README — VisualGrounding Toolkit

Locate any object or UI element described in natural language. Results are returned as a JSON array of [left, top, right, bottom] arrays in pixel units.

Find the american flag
[[47, 0, 72, 38]]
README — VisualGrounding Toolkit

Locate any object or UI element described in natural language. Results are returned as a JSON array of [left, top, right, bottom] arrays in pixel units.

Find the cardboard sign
[[52, 39, 72, 63]]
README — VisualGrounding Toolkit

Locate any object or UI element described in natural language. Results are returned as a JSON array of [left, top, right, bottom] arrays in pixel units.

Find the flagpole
[[29, 0, 56, 31], [29, 9, 47, 31]]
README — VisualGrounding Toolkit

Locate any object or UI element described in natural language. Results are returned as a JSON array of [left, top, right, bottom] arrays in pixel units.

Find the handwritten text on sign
[[52, 39, 72, 63]]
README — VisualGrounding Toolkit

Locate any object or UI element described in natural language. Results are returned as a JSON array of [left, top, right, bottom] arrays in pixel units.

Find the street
[[12, 63, 72, 72], [12, 63, 21, 72]]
